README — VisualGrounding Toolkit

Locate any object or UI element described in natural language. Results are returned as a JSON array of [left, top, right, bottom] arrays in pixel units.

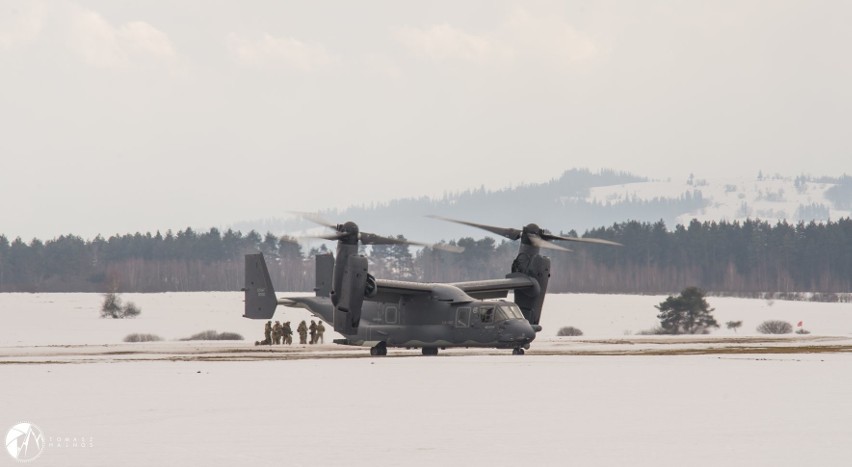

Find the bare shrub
[[124, 333, 162, 343], [101, 292, 121, 318], [181, 330, 244, 341], [795, 328, 811, 335], [121, 302, 141, 318], [756, 320, 793, 334], [100, 292, 141, 319], [216, 332, 244, 340], [557, 326, 583, 337]]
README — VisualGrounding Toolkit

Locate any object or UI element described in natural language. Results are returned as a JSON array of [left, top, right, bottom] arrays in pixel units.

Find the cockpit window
[[456, 307, 470, 327], [496, 304, 524, 321], [480, 307, 495, 324]]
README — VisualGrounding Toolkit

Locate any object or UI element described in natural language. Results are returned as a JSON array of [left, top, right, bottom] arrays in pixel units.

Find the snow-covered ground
[[2, 293, 851, 466], [1, 292, 850, 346]]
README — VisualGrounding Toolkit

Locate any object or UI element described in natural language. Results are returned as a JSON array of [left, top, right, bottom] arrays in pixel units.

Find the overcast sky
[[1, 0, 850, 240]]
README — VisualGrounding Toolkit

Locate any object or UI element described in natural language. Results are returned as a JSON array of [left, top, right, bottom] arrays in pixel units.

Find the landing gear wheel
[[371, 342, 388, 357], [512, 348, 525, 355], [422, 347, 438, 356]]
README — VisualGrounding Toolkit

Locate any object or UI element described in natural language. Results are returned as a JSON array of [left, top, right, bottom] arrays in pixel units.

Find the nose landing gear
[[512, 347, 525, 355]]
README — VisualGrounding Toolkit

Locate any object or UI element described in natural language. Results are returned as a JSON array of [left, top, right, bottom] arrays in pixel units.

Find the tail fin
[[314, 253, 334, 297], [243, 253, 278, 319]]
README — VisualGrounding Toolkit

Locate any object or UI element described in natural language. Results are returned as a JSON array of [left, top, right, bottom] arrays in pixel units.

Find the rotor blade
[[359, 232, 412, 245], [288, 211, 338, 229], [303, 232, 347, 241], [429, 242, 465, 253], [427, 215, 522, 241], [542, 233, 623, 247], [402, 239, 465, 253], [528, 234, 573, 252], [359, 232, 464, 253]]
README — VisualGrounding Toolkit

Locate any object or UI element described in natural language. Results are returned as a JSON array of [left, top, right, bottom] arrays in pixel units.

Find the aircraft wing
[[372, 279, 434, 302], [450, 274, 538, 299], [373, 279, 483, 304], [374, 275, 538, 302], [374, 279, 435, 294]]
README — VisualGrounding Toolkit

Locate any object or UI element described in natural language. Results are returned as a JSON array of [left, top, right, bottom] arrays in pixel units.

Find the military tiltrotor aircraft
[[242, 216, 621, 356]]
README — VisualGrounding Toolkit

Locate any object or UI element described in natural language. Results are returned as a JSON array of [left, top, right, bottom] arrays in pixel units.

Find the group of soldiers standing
[[258, 319, 325, 345]]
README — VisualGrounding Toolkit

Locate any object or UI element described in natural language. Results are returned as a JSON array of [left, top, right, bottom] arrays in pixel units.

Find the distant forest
[[2, 218, 851, 295]]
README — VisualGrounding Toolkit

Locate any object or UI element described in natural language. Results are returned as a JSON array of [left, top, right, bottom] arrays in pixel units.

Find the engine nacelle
[[513, 254, 551, 325], [332, 255, 368, 335]]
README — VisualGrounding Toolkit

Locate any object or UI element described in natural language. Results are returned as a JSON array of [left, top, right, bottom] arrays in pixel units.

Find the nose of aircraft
[[499, 320, 537, 344]]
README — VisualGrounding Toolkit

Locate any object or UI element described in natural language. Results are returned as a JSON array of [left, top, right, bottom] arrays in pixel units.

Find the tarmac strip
[[1, 335, 851, 364]]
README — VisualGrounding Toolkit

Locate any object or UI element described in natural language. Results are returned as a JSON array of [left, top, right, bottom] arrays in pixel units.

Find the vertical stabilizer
[[243, 253, 278, 319]]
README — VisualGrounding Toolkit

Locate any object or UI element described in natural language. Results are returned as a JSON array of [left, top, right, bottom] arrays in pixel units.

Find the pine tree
[[655, 286, 718, 334]]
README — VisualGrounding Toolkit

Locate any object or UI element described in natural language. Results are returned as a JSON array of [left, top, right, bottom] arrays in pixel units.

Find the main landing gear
[[370, 342, 387, 356], [512, 347, 525, 355]]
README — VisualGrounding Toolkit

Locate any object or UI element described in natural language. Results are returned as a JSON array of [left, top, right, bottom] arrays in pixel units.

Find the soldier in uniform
[[282, 321, 293, 345], [297, 320, 308, 344], [272, 321, 283, 345], [264, 321, 272, 345], [309, 320, 317, 344], [316, 321, 325, 344]]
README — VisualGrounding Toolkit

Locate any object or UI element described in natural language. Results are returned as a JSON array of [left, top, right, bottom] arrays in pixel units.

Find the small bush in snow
[[756, 320, 793, 334], [181, 330, 244, 341], [216, 332, 244, 340], [795, 328, 811, 335], [100, 292, 141, 319], [725, 320, 743, 332], [122, 302, 141, 318], [124, 333, 162, 343], [557, 326, 583, 337]]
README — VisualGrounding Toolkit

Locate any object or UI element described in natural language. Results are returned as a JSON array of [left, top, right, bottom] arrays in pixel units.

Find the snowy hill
[[233, 170, 852, 242], [588, 174, 851, 227]]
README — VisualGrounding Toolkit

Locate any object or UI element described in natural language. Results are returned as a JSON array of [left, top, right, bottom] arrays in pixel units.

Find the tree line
[[1, 218, 851, 294]]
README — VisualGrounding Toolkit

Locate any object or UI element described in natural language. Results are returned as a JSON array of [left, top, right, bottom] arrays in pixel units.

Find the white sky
[[1, 0, 850, 240]]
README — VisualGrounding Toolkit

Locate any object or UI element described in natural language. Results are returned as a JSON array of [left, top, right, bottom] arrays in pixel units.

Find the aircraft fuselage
[[289, 296, 536, 349]]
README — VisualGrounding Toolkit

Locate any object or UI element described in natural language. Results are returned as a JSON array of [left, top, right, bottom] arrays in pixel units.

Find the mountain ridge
[[232, 169, 852, 243]]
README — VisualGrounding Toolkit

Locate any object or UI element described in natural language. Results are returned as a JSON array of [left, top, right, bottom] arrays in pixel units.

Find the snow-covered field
[[2, 292, 851, 346], [2, 293, 851, 466]]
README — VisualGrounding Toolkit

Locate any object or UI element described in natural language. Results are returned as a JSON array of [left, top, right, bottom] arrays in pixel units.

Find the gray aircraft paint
[[280, 293, 534, 349], [242, 219, 619, 356], [244, 253, 537, 354]]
